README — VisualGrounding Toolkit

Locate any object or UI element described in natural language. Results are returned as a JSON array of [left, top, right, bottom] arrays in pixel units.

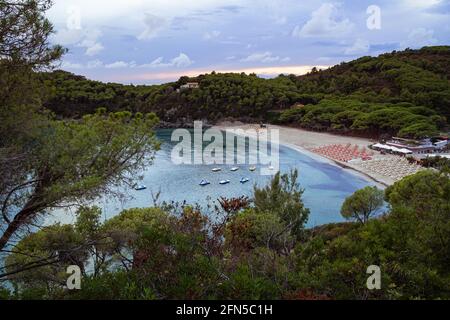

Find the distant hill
[[41, 46, 450, 138], [293, 46, 450, 120]]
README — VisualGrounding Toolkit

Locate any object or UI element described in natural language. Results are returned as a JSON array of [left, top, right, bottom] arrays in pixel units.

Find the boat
[[212, 167, 222, 172], [230, 167, 239, 172], [219, 180, 230, 185], [134, 184, 147, 191], [240, 178, 250, 184], [268, 166, 274, 170], [249, 166, 257, 172], [199, 180, 210, 186]]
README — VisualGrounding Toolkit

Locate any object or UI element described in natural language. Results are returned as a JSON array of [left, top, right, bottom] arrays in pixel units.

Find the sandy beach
[[214, 122, 414, 186]]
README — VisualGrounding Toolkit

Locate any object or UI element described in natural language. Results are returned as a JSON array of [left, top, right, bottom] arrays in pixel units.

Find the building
[[384, 137, 449, 155], [179, 82, 199, 90]]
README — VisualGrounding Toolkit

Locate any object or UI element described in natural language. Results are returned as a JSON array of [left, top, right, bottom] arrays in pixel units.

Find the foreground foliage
[[2, 170, 449, 300], [0, 0, 160, 252]]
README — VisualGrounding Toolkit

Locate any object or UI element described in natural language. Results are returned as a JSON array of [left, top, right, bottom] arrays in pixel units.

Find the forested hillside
[[42, 46, 450, 138]]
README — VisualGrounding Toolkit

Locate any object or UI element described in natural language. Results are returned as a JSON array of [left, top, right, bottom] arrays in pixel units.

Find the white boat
[[230, 167, 239, 172], [199, 180, 210, 186], [219, 180, 230, 185], [212, 168, 222, 172], [249, 166, 257, 172], [240, 178, 250, 184], [268, 166, 274, 170], [134, 184, 147, 191]]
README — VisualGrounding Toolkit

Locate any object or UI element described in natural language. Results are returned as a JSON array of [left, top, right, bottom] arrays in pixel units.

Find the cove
[[81, 129, 377, 228]]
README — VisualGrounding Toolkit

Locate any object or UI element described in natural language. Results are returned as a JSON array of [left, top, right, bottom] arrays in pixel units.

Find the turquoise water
[[93, 130, 375, 227]]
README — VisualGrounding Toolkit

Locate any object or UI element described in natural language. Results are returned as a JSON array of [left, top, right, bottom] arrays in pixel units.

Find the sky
[[46, 0, 450, 84]]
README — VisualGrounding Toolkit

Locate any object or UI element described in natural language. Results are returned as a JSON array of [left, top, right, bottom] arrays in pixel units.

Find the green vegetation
[[1, 0, 449, 301], [0, 1, 160, 252], [2, 170, 449, 300], [340, 186, 384, 224], [40, 47, 450, 138]]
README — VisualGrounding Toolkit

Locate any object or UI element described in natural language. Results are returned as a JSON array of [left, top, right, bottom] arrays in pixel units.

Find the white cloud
[[171, 53, 193, 67], [52, 28, 104, 56], [85, 43, 105, 56], [344, 39, 370, 55], [403, 0, 442, 8], [203, 30, 221, 40], [292, 3, 353, 38], [226, 56, 236, 60], [141, 53, 194, 68], [79, 29, 104, 56], [241, 52, 289, 63], [60, 61, 83, 69], [52, 29, 84, 46], [138, 13, 169, 40], [87, 60, 104, 69], [61, 53, 193, 71], [105, 61, 136, 69], [400, 28, 438, 49]]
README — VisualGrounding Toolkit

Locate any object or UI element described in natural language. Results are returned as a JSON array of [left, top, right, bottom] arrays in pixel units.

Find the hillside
[[41, 46, 450, 138]]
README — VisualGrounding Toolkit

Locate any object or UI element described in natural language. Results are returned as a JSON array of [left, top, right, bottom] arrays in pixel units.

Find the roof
[[373, 143, 412, 153]]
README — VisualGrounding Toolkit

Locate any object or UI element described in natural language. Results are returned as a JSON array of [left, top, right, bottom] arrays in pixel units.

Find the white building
[[180, 82, 199, 90]]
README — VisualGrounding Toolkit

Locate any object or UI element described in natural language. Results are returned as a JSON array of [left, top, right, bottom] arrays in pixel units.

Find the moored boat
[[249, 166, 256, 172], [199, 179, 210, 186], [134, 184, 147, 191], [219, 180, 230, 185], [240, 178, 250, 184], [212, 167, 222, 172], [230, 167, 239, 172]]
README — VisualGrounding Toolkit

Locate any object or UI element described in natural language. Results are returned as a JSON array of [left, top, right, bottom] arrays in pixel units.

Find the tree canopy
[[0, 1, 160, 252], [39, 46, 450, 139]]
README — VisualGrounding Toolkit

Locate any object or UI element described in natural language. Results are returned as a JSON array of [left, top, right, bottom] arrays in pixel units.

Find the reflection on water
[[50, 129, 376, 228]]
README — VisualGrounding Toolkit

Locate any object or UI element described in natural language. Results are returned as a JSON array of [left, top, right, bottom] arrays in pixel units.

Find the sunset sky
[[47, 0, 450, 84]]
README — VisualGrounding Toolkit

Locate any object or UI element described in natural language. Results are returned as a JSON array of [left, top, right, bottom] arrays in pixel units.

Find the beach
[[214, 122, 417, 186]]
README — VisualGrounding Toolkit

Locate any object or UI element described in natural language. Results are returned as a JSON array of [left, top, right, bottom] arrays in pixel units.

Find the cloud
[[400, 28, 438, 49], [344, 39, 370, 55], [60, 61, 83, 69], [141, 53, 194, 68], [105, 61, 137, 69], [87, 60, 104, 69], [138, 13, 169, 40], [171, 53, 194, 67], [292, 3, 353, 38], [203, 30, 221, 40], [61, 53, 193, 71], [52, 28, 104, 56], [85, 43, 105, 56], [52, 29, 84, 46], [79, 30, 104, 56], [240, 52, 289, 63]]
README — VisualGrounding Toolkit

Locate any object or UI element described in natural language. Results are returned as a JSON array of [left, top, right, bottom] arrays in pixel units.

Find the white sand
[[214, 122, 393, 186]]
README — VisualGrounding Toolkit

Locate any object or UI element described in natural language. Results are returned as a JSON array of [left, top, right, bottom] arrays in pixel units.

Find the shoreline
[[214, 122, 392, 187]]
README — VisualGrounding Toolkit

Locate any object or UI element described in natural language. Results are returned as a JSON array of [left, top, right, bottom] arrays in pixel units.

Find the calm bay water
[[80, 129, 375, 228]]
